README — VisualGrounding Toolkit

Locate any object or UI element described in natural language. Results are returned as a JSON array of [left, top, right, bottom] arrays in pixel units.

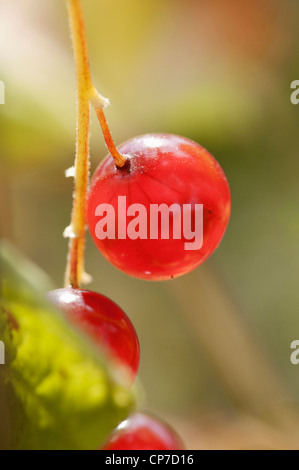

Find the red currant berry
[[47, 288, 140, 384], [88, 133, 231, 281], [101, 413, 185, 450]]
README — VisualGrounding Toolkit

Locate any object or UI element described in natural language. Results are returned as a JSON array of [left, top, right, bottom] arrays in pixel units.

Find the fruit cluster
[[48, 133, 231, 449]]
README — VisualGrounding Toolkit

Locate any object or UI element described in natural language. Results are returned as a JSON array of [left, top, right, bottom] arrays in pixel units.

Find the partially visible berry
[[47, 288, 140, 384], [101, 413, 185, 450]]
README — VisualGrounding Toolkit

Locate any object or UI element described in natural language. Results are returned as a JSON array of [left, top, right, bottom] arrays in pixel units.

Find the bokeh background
[[1, 0, 299, 449]]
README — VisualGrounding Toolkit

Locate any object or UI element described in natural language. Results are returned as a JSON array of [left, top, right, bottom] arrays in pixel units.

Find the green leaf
[[0, 241, 135, 450]]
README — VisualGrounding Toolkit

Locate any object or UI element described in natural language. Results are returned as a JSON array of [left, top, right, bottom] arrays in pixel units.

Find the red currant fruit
[[47, 288, 140, 384], [101, 413, 185, 450], [88, 133, 231, 280]]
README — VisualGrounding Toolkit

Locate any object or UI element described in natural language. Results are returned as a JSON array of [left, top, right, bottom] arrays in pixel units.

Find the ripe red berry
[[101, 413, 185, 450], [47, 288, 140, 384], [88, 133, 231, 280]]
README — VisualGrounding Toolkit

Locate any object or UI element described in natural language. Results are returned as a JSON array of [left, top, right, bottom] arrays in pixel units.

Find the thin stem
[[64, 0, 126, 287], [91, 93, 127, 168], [66, 0, 92, 92], [64, 0, 91, 288]]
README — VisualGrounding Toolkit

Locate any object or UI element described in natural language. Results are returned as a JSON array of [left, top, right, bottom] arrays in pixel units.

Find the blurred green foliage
[[0, 242, 134, 450]]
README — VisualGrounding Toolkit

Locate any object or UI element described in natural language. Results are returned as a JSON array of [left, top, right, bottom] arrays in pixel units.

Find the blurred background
[[1, 0, 299, 449]]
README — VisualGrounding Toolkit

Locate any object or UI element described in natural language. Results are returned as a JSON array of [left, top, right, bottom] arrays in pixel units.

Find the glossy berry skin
[[47, 288, 140, 384], [88, 134, 231, 281], [101, 413, 185, 450]]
